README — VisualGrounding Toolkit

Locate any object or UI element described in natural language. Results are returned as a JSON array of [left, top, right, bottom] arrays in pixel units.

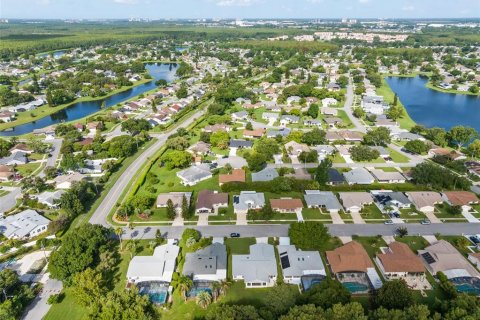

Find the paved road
[[120, 222, 480, 240], [343, 82, 366, 133], [39, 138, 62, 178], [0, 187, 21, 214], [267, 162, 418, 169], [89, 109, 206, 226]]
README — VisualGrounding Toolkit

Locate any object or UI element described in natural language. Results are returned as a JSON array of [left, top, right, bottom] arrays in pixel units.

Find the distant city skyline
[[1, 0, 479, 20]]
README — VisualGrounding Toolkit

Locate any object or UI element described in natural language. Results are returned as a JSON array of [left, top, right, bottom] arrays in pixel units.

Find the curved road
[[89, 109, 206, 226]]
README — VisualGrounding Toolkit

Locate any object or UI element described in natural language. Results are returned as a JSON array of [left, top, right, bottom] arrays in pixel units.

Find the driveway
[[462, 211, 480, 223], [424, 211, 442, 224], [236, 212, 247, 225], [197, 214, 208, 226], [21, 274, 63, 320], [330, 211, 345, 224], [350, 212, 366, 224]]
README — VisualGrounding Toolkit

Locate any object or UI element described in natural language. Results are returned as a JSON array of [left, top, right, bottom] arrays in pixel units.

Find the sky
[[1, 0, 479, 20]]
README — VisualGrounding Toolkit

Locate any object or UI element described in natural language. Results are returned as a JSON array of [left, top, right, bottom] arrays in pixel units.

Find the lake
[[37, 50, 66, 59], [1, 63, 178, 136], [386, 76, 480, 132]]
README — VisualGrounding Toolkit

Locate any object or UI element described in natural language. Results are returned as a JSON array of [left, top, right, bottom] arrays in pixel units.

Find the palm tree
[[396, 226, 409, 238], [196, 290, 212, 309], [126, 240, 137, 259], [177, 276, 193, 302], [211, 282, 221, 302], [218, 279, 231, 297], [115, 227, 123, 250]]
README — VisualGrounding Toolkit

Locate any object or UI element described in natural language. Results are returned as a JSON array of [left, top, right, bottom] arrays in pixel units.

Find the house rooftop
[[326, 241, 374, 274], [377, 242, 425, 273], [219, 169, 246, 184], [183, 243, 227, 277], [232, 243, 278, 283]]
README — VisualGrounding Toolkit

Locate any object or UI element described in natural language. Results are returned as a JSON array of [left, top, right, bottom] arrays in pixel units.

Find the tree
[[372, 279, 414, 310], [447, 205, 462, 215], [386, 105, 403, 121], [206, 305, 261, 320], [0, 138, 12, 158], [0, 269, 36, 320], [337, 75, 348, 88], [469, 84, 479, 94], [289, 222, 332, 251], [196, 290, 212, 309], [279, 304, 323, 320], [353, 108, 365, 119], [411, 162, 471, 190], [166, 136, 190, 151], [44, 166, 57, 179], [301, 128, 326, 146], [71, 268, 105, 307], [254, 138, 280, 160], [363, 127, 391, 146], [176, 84, 188, 98], [245, 122, 253, 130], [244, 151, 267, 172], [404, 140, 428, 155], [298, 150, 318, 163], [307, 103, 319, 118], [467, 139, 480, 159], [448, 125, 478, 150], [92, 287, 154, 320], [393, 93, 398, 106], [210, 131, 230, 149], [298, 277, 351, 309], [121, 119, 151, 135], [166, 199, 176, 220], [161, 150, 191, 169], [181, 194, 190, 219], [425, 127, 448, 146], [315, 159, 332, 185], [350, 145, 380, 162], [114, 227, 123, 250], [177, 275, 193, 301], [325, 302, 367, 320], [48, 224, 110, 282], [264, 284, 300, 317], [396, 226, 408, 237]]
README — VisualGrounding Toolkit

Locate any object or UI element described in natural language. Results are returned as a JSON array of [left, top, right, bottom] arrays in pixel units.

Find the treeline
[[228, 40, 339, 54]]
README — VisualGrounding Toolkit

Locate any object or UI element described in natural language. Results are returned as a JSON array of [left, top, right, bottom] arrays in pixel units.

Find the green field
[[377, 78, 416, 130]]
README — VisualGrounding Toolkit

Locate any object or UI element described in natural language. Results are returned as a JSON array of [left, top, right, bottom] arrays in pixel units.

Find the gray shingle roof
[[183, 243, 227, 277], [304, 190, 343, 211], [251, 168, 278, 182]]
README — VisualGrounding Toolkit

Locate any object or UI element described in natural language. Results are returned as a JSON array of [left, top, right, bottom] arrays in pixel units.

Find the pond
[[37, 50, 66, 59], [0, 63, 178, 136], [385, 76, 480, 132]]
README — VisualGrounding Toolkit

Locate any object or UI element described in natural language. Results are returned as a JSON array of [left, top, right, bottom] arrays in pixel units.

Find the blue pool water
[[342, 281, 369, 293], [451, 277, 480, 296], [138, 282, 169, 304]]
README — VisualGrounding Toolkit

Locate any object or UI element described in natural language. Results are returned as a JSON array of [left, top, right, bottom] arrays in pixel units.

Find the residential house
[[328, 168, 346, 185], [406, 192, 443, 213], [79, 158, 116, 174], [86, 121, 103, 135], [0, 209, 50, 239], [52, 172, 86, 189], [0, 165, 14, 181], [219, 169, 245, 186], [326, 131, 343, 142], [280, 115, 300, 126], [35, 190, 65, 208], [216, 156, 248, 169], [232, 243, 278, 288], [285, 168, 311, 180], [156, 192, 192, 209], [229, 139, 253, 149], [326, 241, 382, 290], [231, 111, 248, 121], [187, 141, 211, 155], [266, 127, 291, 138], [322, 97, 338, 108], [304, 190, 342, 213], [262, 112, 280, 122], [372, 191, 411, 212], [343, 168, 375, 185], [177, 164, 212, 186], [285, 141, 310, 157], [338, 130, 363, 142], [321, 107, 338, 116], [277, 244, 326, 285], [9, 143, 33, 154], [466, 161, 480, 177], [203, 124, 230, 133], [233, 191, 266, 214], [324, 117, 344, 128], [126, 244, 180, 284], [327, 83, 341, 92], [369, 169, 406, 184], [0, 151, 29, 166], [418, 240, 480, 279], [0, 111, 15, 122], [195, 190, 228, 215], [338, 192, 374, 213], [428, 148, 466, 161], [251, 167, 278, 182], [243, 128, 265, 139], [182, 243, 227, 282], [376, 242, 426, 282], [270, 198, 303, 214], [303, 119, 322, 128], [442, 191, 479, 212], [392, 132, 425, 142], [311, 145, 335, 160], [468, 253, 480, 268]]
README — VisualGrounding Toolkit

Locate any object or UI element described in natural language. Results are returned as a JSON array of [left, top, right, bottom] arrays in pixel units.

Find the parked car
[[420, 219, 431, 225], [469, 235, 480, 244], [384, 220, 394, 225], [230, 233, 240, 238]]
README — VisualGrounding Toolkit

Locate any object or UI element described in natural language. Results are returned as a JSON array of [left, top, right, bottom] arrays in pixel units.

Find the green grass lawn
[[225, 237, 256, 254], [388, 148, 410, 163], [302, 208, 323, 220], [399, 209, 426, 221], [331, 152, 346, 163], [352, 236, 387, 258], [336, 110, 354, 129], [44, 288, 86, 320], [15, 162, 42, 176], [361, 205, 385, 221], [395, 236, 430, 253], [377, 78, 416, 130]]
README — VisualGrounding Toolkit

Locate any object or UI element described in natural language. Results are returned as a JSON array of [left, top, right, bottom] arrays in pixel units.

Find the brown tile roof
[[0, 165, 13, 173], [443, 191, 479, 206], [243, 128, 265, 138], [326, 241, 374, 273], [219, 169, 245, 184], [9, 143, 31, 152], [377, 242, 425, 273], [270, 198, 303, 211], [196, 190, 228, 211]]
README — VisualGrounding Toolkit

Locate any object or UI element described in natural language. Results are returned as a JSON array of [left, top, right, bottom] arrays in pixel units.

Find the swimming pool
[[301, 275, 326, 291], [138, 282, 169, 304], [451, 277, 480, 296], [188, 287, 212, 297], [342, 282, 369, 293]]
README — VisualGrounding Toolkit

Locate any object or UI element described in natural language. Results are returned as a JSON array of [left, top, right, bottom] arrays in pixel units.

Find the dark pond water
[[1, 63, 177, 136], [386, 76, 480, 133], [37, 50, 66, 59]]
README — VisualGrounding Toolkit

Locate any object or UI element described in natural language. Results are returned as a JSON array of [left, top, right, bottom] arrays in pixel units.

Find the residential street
[[121, 222, 480, 240], [88, 108, 206, 226]]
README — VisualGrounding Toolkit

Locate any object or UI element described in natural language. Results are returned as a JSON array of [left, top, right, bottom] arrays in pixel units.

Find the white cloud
[[215, 0, 259, 6], [402, 5, 415, 11], [113, 0, 139, 4]]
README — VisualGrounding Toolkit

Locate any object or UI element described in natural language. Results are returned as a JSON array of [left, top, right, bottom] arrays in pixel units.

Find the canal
[[1, 63, 178, 136]]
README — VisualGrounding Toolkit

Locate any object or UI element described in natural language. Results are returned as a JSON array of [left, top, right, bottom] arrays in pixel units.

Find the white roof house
[[232, 243, 278, 288], [277, 245, 326, 285], [343, 168, 375, 185], [233, 191, 266, 214], [176, 164, 212, 186], [0, 210, 50, 239], [52, 172, 86, 189], [35, 190, 65, 208], [126, 244, 180, 284]]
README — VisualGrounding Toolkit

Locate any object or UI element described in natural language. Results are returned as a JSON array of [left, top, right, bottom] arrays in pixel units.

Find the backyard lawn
[[388, 148, 410, 163], [395, 236, 429, 253]]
